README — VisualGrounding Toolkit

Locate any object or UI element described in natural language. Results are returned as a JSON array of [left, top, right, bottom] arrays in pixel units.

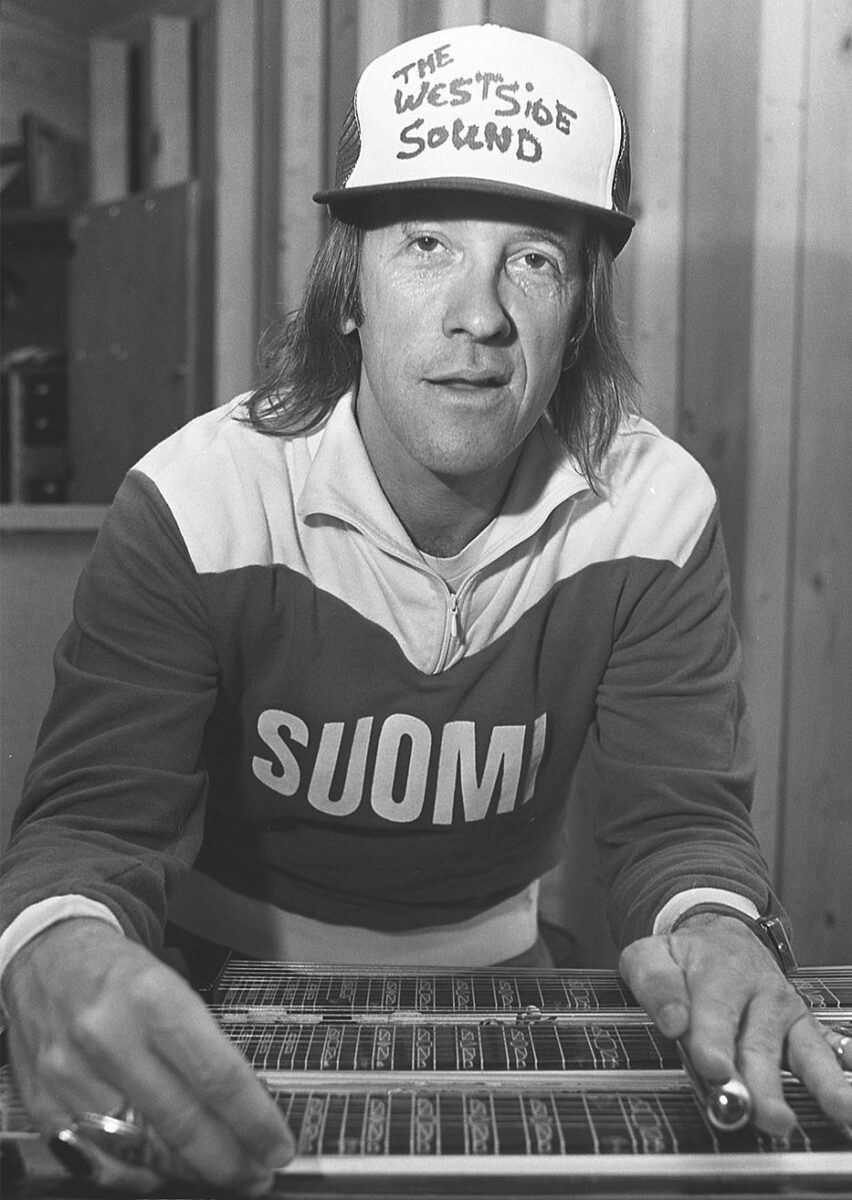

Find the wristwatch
[[670, 904, 798, 975]]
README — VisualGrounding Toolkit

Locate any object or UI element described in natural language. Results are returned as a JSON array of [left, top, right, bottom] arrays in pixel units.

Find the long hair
[[244, 216, 637, 485]]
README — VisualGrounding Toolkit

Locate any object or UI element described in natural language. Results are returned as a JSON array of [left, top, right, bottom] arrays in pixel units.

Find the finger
[[673, 952, 757, 1085], [10, 931, 295, 1190], [12, 1020, 272, 1193], [834, 1033, 852, 1072], [7, 1039, 194, 1192], [619, 936, 689, 1039], [732, 994, 798, 1136], [140, 984, 296, 1170], [98, 1059, 293, 1193], [111, 1061, 282, 1195], [788, 1019, 852, 1127], [7, 1026, 125, 1135], [75, 958, 295, 1176]]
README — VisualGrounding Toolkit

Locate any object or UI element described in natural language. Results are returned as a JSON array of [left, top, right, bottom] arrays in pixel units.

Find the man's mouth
[[428, 370, 510, 389]]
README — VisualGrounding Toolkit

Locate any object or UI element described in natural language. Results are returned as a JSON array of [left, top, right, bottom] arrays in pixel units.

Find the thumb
[[619, 935, 690, 1040]]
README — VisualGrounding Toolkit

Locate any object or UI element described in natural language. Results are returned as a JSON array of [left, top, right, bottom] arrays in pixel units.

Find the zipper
[[448, 590, 461, 642], [435, 581, 474, 669], [337, 514, 472, 670]]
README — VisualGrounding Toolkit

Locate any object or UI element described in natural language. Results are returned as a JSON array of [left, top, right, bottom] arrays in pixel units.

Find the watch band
[[670, 904, 798, 975]]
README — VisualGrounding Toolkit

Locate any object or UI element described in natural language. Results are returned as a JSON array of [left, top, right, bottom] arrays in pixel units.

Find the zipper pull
[[448, 591, 462, 641]]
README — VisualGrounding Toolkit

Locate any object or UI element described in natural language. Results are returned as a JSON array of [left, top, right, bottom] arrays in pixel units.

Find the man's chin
[[416, 436, 523, 484]]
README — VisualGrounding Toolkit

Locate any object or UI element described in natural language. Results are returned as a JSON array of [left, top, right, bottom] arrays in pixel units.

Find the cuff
[[0, 895, 124, 1000], [652, 887, 760, 936]]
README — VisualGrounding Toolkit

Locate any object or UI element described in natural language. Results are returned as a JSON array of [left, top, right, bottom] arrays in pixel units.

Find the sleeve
[[0, 470, 220, 952], [588, 504, 783, 948]]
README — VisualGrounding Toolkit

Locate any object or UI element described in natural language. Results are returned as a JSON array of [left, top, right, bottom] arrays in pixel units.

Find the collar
[[482, 418, 592, 560], [297, 391, 593, 564], [297, 390, 417, 559]]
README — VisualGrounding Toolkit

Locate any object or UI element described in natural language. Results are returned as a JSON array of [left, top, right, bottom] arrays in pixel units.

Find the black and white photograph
[[0, 2, 850, 1195]]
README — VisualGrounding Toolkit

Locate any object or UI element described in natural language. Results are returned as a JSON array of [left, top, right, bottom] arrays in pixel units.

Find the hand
[[3, 918, 295, 1193], [619, 912, 852, 1135]]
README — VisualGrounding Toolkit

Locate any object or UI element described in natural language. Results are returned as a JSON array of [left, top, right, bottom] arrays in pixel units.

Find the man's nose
[[441, 261, 512, 342]]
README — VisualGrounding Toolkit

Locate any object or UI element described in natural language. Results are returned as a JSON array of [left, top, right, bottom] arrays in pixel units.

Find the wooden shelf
[[0, 503, 106, 532]]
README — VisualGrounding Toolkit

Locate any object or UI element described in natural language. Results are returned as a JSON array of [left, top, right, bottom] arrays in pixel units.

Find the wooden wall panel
[[193, 0, 217, 413], [741, 0, 809, 870], [619, 1, 686, 439], [357, 0, 405, 68], [542, 0, 595, 54], [438, 0, 486, 24], [326, 1, 360, 190], [256, 0, 286, 340], [149, 15, 192, 188], [678, 0, 762, 624], [277, 2, 326, 317], [778, 0, 852, 963], [212, 0, 259, 404], [256, 1, 329, 330], [486, 0, 545, 33], [89, 38, 129, 203]]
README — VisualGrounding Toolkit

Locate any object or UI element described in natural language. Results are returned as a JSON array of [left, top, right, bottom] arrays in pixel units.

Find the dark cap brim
[[313, 177, 634, 256]]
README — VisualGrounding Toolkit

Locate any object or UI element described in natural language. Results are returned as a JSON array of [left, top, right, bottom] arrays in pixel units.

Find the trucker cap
[[315, 24, 634, 256]]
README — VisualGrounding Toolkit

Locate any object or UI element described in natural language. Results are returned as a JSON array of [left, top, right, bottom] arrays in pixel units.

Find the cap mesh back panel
[[334, 101, 361, 189], [611, 98, 632, 217]]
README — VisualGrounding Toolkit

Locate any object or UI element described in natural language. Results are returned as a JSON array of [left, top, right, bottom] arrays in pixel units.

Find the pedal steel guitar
[[2, 961, 851, 1199]]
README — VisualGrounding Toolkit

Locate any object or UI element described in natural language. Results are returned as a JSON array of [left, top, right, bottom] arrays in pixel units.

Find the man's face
[[353, 195, 586, 487]]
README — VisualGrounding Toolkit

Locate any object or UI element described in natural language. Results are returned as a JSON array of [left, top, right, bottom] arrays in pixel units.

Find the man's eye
[[523, 252, 553, 271], [413, 235, 441, 253]]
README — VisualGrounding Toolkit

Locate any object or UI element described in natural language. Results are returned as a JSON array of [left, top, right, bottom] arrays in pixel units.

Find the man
[[1, 24, 849, 1196]]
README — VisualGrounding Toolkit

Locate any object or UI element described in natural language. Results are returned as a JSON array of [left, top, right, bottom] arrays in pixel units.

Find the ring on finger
[[77, 1103, 146, 1143], [49, 1103, 165, 1190]]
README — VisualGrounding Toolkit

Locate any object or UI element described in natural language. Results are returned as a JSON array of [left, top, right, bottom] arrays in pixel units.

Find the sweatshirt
[[1, 392, 773, 956]]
